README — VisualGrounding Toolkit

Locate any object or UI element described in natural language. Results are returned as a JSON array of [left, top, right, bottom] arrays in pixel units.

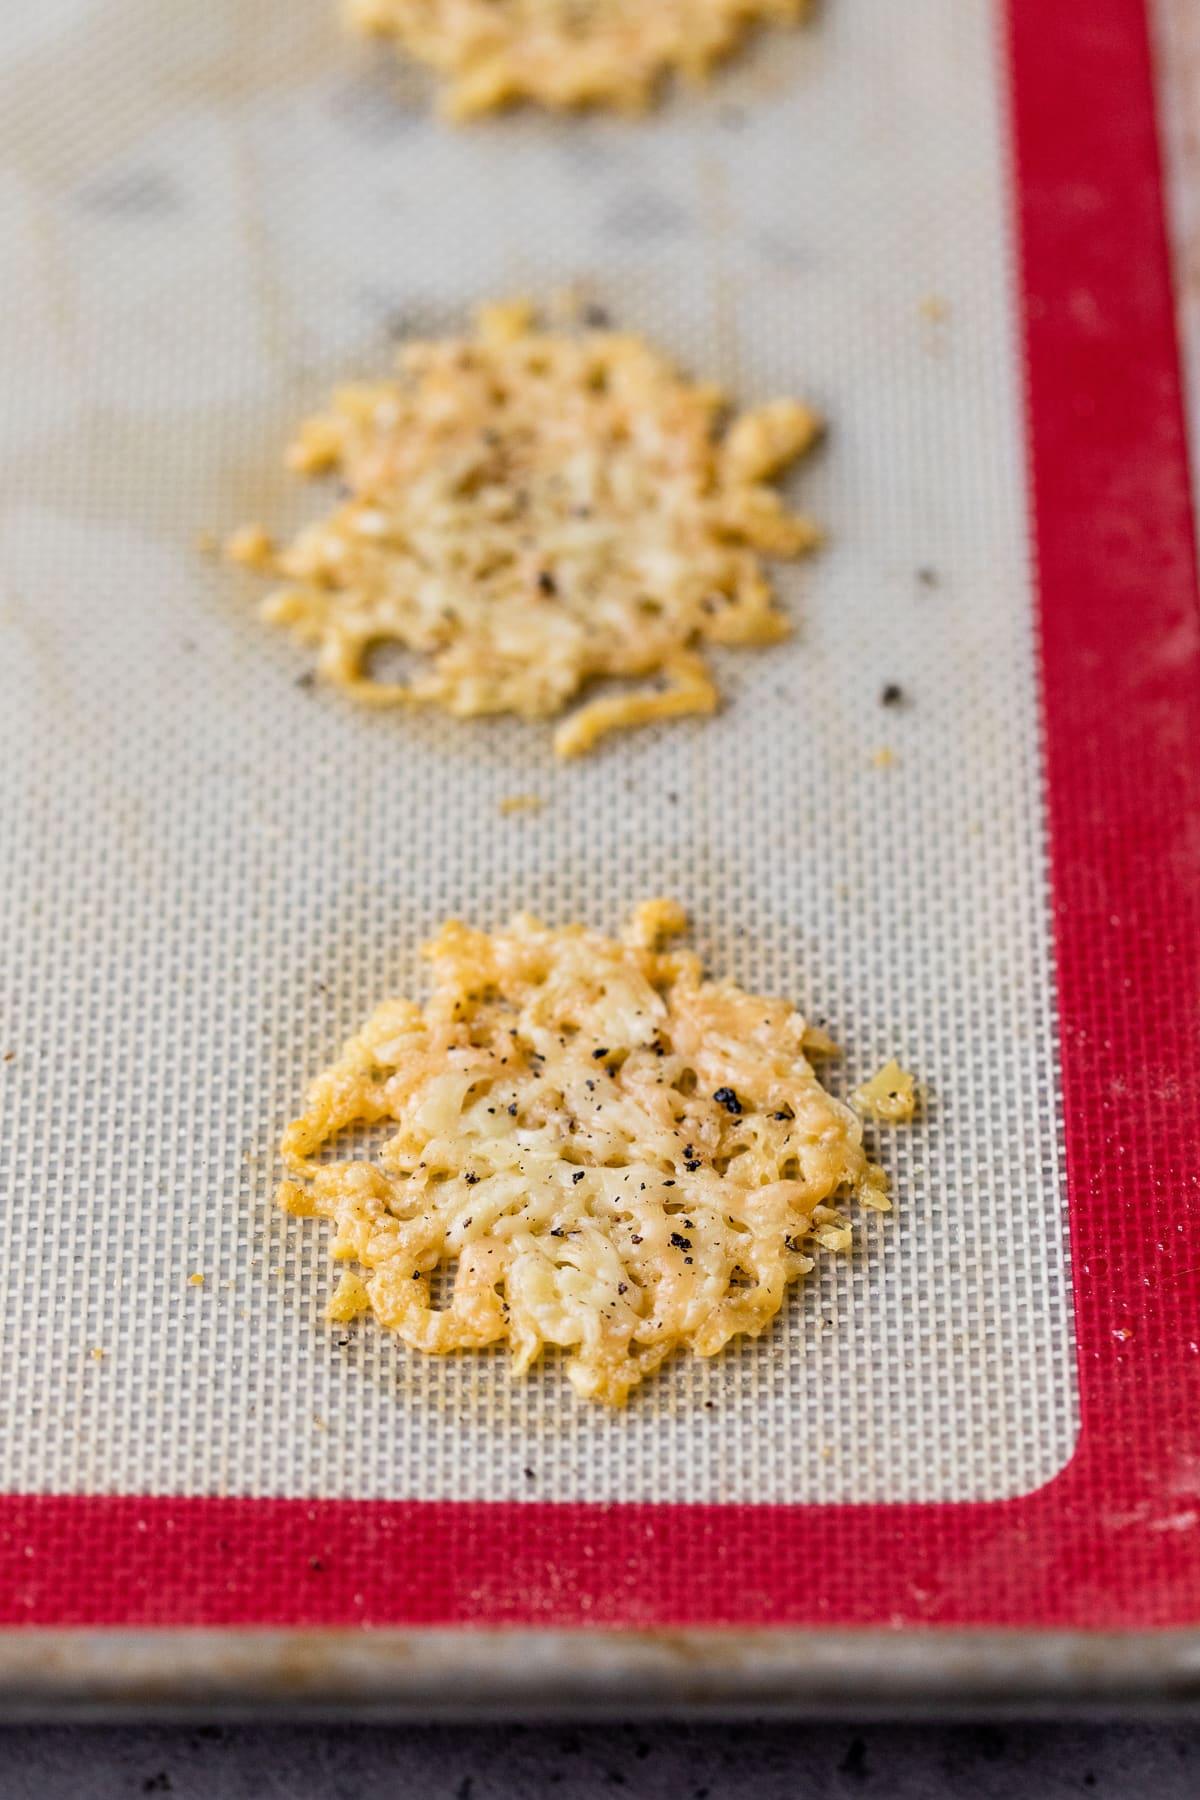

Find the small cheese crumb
[[852, 1060, 917, 1124], [225, 523, 275, 570], [188, 1272, 206, 1287], [870, 747, 896, 770], [327, 1271, 372, 1324], [498, 793, 544, 818]]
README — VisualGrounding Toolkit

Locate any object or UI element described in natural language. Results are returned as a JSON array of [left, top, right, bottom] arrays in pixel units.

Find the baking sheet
[[0, 0, 1076, 1510]]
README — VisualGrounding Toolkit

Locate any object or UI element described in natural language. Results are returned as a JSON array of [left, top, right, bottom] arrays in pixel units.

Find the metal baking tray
[[0, 0, 1197, 1712]]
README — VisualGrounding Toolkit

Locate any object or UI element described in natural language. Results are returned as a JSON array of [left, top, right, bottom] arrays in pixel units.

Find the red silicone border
[[3, 0, 1199, 1630]]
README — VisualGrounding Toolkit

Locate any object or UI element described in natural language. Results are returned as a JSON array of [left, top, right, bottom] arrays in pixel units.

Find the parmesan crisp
[[349, 0, 809, 119], [228, 301, 821, 757], [279, 901, 889, 1405]]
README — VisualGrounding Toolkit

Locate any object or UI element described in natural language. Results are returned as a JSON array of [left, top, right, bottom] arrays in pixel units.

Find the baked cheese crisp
[[228, 301, 821, 757], [278, 901, 891, 1405], [349, 0, 808, 119]]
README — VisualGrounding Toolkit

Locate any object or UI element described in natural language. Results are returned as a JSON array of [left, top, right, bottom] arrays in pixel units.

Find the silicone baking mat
[[0, 0, 1197, 1665]]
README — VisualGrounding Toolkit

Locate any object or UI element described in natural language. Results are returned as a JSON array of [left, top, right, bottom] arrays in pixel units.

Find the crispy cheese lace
[[349, 0, 809, 118], [229, 302, 820, 757], [279, 900, 889, 1404]]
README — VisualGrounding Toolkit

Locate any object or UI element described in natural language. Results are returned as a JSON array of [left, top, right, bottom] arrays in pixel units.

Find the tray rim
[[0, 1628, 1196, 1719]]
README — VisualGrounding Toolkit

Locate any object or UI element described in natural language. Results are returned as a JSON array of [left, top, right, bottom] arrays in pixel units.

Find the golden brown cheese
[[228, 301, 821, 756], [349, 0, 809, 119], [851, 1058, 917, 1123], [278, 901, 890, 1405]]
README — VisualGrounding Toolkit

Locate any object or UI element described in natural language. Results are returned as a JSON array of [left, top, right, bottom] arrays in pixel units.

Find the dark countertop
[[1, 1720, 1198, 1798]]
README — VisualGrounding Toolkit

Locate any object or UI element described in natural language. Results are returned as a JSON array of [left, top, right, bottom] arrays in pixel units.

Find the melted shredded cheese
[[349, 0, 809, 119], [229, 301, 821, 757], [279, 900, 889, 1405]]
